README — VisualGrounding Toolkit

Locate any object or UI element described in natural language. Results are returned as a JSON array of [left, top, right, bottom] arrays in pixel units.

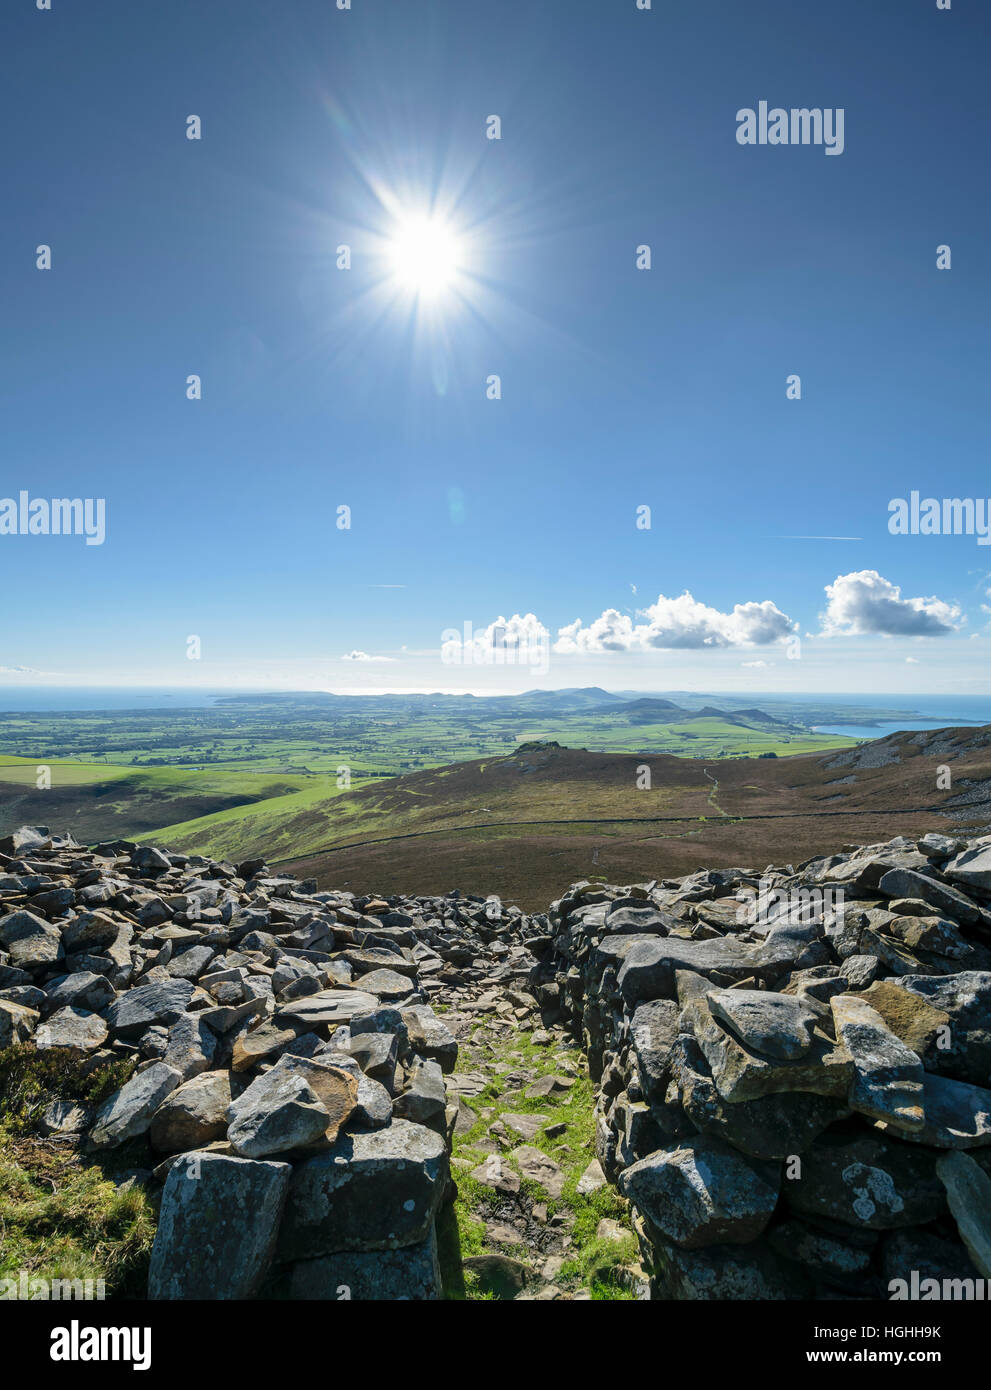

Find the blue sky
[[3, 0, 990, 695]]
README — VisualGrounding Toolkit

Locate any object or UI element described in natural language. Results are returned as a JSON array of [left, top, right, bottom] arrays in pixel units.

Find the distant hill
[[136, 724, 991, 908], [513, 687, 626, 711], [590, 697, 794, 731]]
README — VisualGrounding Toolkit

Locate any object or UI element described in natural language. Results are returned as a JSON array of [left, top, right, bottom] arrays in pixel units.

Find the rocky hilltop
[[2, 823, 991, 1299]]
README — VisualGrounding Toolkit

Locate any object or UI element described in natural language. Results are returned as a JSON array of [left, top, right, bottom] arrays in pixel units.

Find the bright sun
[[387, 214, 462, 298]]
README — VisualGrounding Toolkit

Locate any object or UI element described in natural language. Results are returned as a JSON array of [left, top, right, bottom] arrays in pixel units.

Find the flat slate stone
[[103, 980, 196, 1038], [877, 869, 979, 925], [275, 988, 379, 1029], [34, 1006, 108, 1055], [354, 967, 417, 1002], [708, 989, 818, 1062], [89, 1062, 182, 1150]]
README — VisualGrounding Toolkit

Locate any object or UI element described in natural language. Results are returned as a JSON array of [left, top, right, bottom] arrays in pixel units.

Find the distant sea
[[804, 694, 991, 741], [0, 687, 237, 712]]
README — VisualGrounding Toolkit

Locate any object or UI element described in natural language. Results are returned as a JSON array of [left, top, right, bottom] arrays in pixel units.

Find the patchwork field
[[4, 694, 986, 911], [0, 690, 859, 856]]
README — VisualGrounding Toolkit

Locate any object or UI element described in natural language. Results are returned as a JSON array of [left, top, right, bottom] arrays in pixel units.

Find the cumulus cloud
[[553, 591, 795, 654], [341, 650, 395, 662], [819, 571, 963, 637]]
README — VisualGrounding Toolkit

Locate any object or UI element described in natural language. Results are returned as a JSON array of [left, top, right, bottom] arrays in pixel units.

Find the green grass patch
[[0, 1046, 155, 1298]]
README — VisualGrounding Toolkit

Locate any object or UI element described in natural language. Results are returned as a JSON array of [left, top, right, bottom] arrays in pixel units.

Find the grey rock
[[470, 1153, 521, 1195], [34, 1006, 109, 1055], [148, 1153, 290, 1299], [878, 1072, 991, 1149], [937, 1151, 991, 1278], [278, 1118, 448, 1259], [349, 1031, 399, 1090], [89, 1062, 182, 1150], [393, 1056, 447, 1127], [401, 1003, 457, 1072], [275, 989, 380, 1030], [707, 988, 818, 1062], [619, 1138, 780, 1249], [514, 1145, 565, 1198], [0, 999, 39, 1045], [877, 869, 979, 925], [288, 1226, 442, 1300], [830, 992, 925, 1131], [499, 1111, 549, 1141], [149, 1070, 233, 1153], [943, 840, 991, 893], [0, 910, 62, 970], [162, 1010, 218, 1080], [43, 971, 115, 1015], [354, 967, 417, 1002], [630, 998, 680, 1103], [104, 980, 196, 1038], [786, 1133, 945, 1230], [227, 1055, 358, 1159], [671, 1033, 848, 1161], [313, 1048, 393, 1129], [685, 990, 853, 1104]]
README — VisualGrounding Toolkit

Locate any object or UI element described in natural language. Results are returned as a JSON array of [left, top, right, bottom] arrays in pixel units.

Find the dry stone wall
[[6, 822, 991, 1300], [0, 825, 537, 1300], [528, 831, 991, 1298]]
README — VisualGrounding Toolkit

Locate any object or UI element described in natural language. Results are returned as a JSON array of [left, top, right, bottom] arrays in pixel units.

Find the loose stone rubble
[[0, 826, 539, 1300], [6, 823, 991, 1299], [528, 831, 991, 1298]]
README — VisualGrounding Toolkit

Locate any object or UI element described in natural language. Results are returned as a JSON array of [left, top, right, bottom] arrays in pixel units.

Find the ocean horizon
[[0, 685, 989, 734]]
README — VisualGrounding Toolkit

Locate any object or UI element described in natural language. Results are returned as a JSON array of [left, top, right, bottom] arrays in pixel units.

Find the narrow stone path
[[432, 983, 645, 1300]]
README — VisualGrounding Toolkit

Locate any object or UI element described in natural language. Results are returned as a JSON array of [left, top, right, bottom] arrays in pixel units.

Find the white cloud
[[819, 571, 963, 637], [0, 665, 41, 676], [742, 659, 771, 669], [341, 650, 395, 662], [905, 657, 920, 664], [554, 591, 795, 653]]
